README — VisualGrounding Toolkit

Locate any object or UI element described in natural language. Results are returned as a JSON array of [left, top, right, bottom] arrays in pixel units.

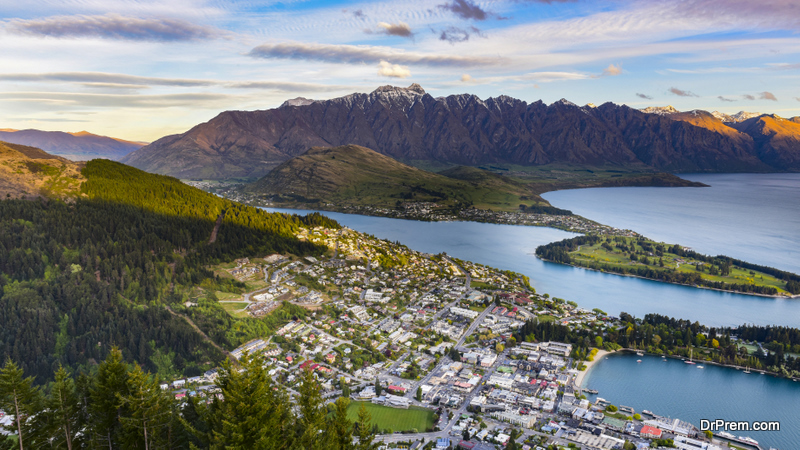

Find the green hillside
[[0, 158, 336, 381], [245, 144, 558, 212]]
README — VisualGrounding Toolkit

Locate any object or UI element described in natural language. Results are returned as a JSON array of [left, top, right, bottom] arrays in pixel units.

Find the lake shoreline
[[575, 349, 610, 387], [538, 257, 799, 299]]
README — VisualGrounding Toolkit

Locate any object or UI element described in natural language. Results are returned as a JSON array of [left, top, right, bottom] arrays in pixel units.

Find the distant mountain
[[245, 144, 554, 211], [121, 85, 800, 179], [0, 129, 146, 161], [0, 140, 85, 198], [710, 110, 763, 123]]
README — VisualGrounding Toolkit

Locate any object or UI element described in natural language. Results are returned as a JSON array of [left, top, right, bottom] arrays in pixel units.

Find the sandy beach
[[574, 349, 610, 387]]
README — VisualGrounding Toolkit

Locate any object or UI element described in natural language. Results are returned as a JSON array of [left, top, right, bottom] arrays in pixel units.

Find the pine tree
[[355, 402, 378, 450], [90, 347, 130, 450], [117, 365, 172, 450], [0, 359, 42, 450], [210, 353, 293, 449], [326, 397, 354, 450], [297, 368, 326, 450], [39, 366, 81, 450]]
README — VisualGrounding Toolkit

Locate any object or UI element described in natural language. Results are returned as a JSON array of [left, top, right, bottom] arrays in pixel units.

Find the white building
[[450, 306, 479, 319]]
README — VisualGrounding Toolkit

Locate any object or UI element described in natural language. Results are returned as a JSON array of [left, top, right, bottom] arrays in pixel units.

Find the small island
[[536, 235, 800, 297]]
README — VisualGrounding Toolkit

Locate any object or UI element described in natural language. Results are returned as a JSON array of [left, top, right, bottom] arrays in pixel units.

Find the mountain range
[[118, 84, 799, 179], [0, 128, 146, 161]]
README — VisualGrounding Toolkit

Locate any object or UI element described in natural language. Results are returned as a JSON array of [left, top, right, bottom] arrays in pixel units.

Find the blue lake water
[[582, 353, 799, 450], [543, 173, 800, 274]]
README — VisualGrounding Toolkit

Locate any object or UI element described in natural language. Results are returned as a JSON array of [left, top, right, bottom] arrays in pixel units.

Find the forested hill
[[0, 159, 338, 382]]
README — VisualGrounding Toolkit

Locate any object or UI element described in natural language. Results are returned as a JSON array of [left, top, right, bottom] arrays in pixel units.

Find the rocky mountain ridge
[[121, 85, 800, 179]]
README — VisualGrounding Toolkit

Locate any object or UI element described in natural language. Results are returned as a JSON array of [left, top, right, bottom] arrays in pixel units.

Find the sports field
[[346, 401, 435, 432]]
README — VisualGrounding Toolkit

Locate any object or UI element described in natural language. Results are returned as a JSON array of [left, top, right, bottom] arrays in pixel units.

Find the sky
[[1, 0, 799, 142]]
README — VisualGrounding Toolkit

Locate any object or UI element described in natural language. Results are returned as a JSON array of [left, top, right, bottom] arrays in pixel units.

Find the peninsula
[[536, 235, 800, 297]]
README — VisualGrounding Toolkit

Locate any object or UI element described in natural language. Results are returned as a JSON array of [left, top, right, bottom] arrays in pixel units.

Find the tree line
[[514, 312, 800, 375], [0, 349, 379, 450]]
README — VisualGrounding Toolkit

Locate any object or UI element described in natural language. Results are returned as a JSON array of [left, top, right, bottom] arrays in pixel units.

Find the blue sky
[[1, 0, 799, 141]]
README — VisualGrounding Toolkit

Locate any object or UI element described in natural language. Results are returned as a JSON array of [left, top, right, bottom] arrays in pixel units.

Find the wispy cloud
[[0, 72, 215, 87], [461, 74, 475, 83], [247, 42, 503, 67], [636, 93, 653, 99], [718, 96, 736, 102], [439, 26, 482, 44], [377, 61, 411, 78], [759, 91, 778, 101], [669, 87, 698, 97], [5, 14, 225, 41], [1, 91, 235, 108], [743, 94, 755, 100], [226, 81, 353, 92], [438, 0, 489, 21], [374, 22, 413, 38]]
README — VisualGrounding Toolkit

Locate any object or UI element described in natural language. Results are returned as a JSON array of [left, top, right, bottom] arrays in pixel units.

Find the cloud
[[5, 14, 225, 42], [352, 10, 366, 19], [461, 74, 475, 82], [0, 72, 215, 87], [440, 26, 474, 43], [759, 91, 778, 101], [376, 22, 413, 38], [248, 42, 502, 67], [377, 61, 411, 78], [438, 0, 489, 21], [592, 63, 622, 78], [669, 87, 698, 97], [636, 93, 653, 100], [718, 96, 736, 102], [743, 94, 756, 100], [601, 64, 622, 76], [1, 91, 234, 109], [795, 97, 800, 102], [227, 81, 353, 92]]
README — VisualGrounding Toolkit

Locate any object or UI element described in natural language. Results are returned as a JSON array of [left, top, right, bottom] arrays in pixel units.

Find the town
[[155, 225, 753, 450]]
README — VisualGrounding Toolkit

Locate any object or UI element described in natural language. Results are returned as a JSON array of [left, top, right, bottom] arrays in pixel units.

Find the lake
[[582, 352, 799, 450], [543, 173, 800, 274]]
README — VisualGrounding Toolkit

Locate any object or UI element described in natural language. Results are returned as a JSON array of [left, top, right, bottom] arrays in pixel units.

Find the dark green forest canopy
[[0, 160, 338, 382]]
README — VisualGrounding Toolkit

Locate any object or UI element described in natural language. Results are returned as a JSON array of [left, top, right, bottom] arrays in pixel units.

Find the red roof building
[[640, 425, 663, 439]]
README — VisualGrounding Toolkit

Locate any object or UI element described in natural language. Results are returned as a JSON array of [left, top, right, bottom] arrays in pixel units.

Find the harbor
[[580, 352, 797, 450]]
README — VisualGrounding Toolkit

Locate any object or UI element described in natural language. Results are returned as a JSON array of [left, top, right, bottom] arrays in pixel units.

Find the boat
[[739, 436, 759, 446], [636, 351, 643, 356], [583, 388, 598, 394], [642, 410, 654, 416], [718, 432, 736, 439], [637, 359, 642, 363], [697, 365, 704, 369], [744, 366, 751, 374], [684, 349, 696, 365]]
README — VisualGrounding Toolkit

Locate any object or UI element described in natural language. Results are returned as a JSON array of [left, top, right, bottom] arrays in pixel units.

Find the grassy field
[[220, 302, 250, 318], [345, 402, 435, 432], [570, 236, 792, 295]]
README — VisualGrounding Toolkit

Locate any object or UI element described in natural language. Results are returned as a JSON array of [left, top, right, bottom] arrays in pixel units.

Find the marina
[[580, 352, 797, 450]]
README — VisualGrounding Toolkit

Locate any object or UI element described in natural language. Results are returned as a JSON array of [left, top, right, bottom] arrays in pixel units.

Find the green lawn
[[220, 302, 249, 318], [346, 402, 435, 433]]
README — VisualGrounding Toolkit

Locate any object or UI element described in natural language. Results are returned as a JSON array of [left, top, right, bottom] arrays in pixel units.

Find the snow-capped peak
[[281, 97, 315, 107], [641, 105, 679, 115]]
